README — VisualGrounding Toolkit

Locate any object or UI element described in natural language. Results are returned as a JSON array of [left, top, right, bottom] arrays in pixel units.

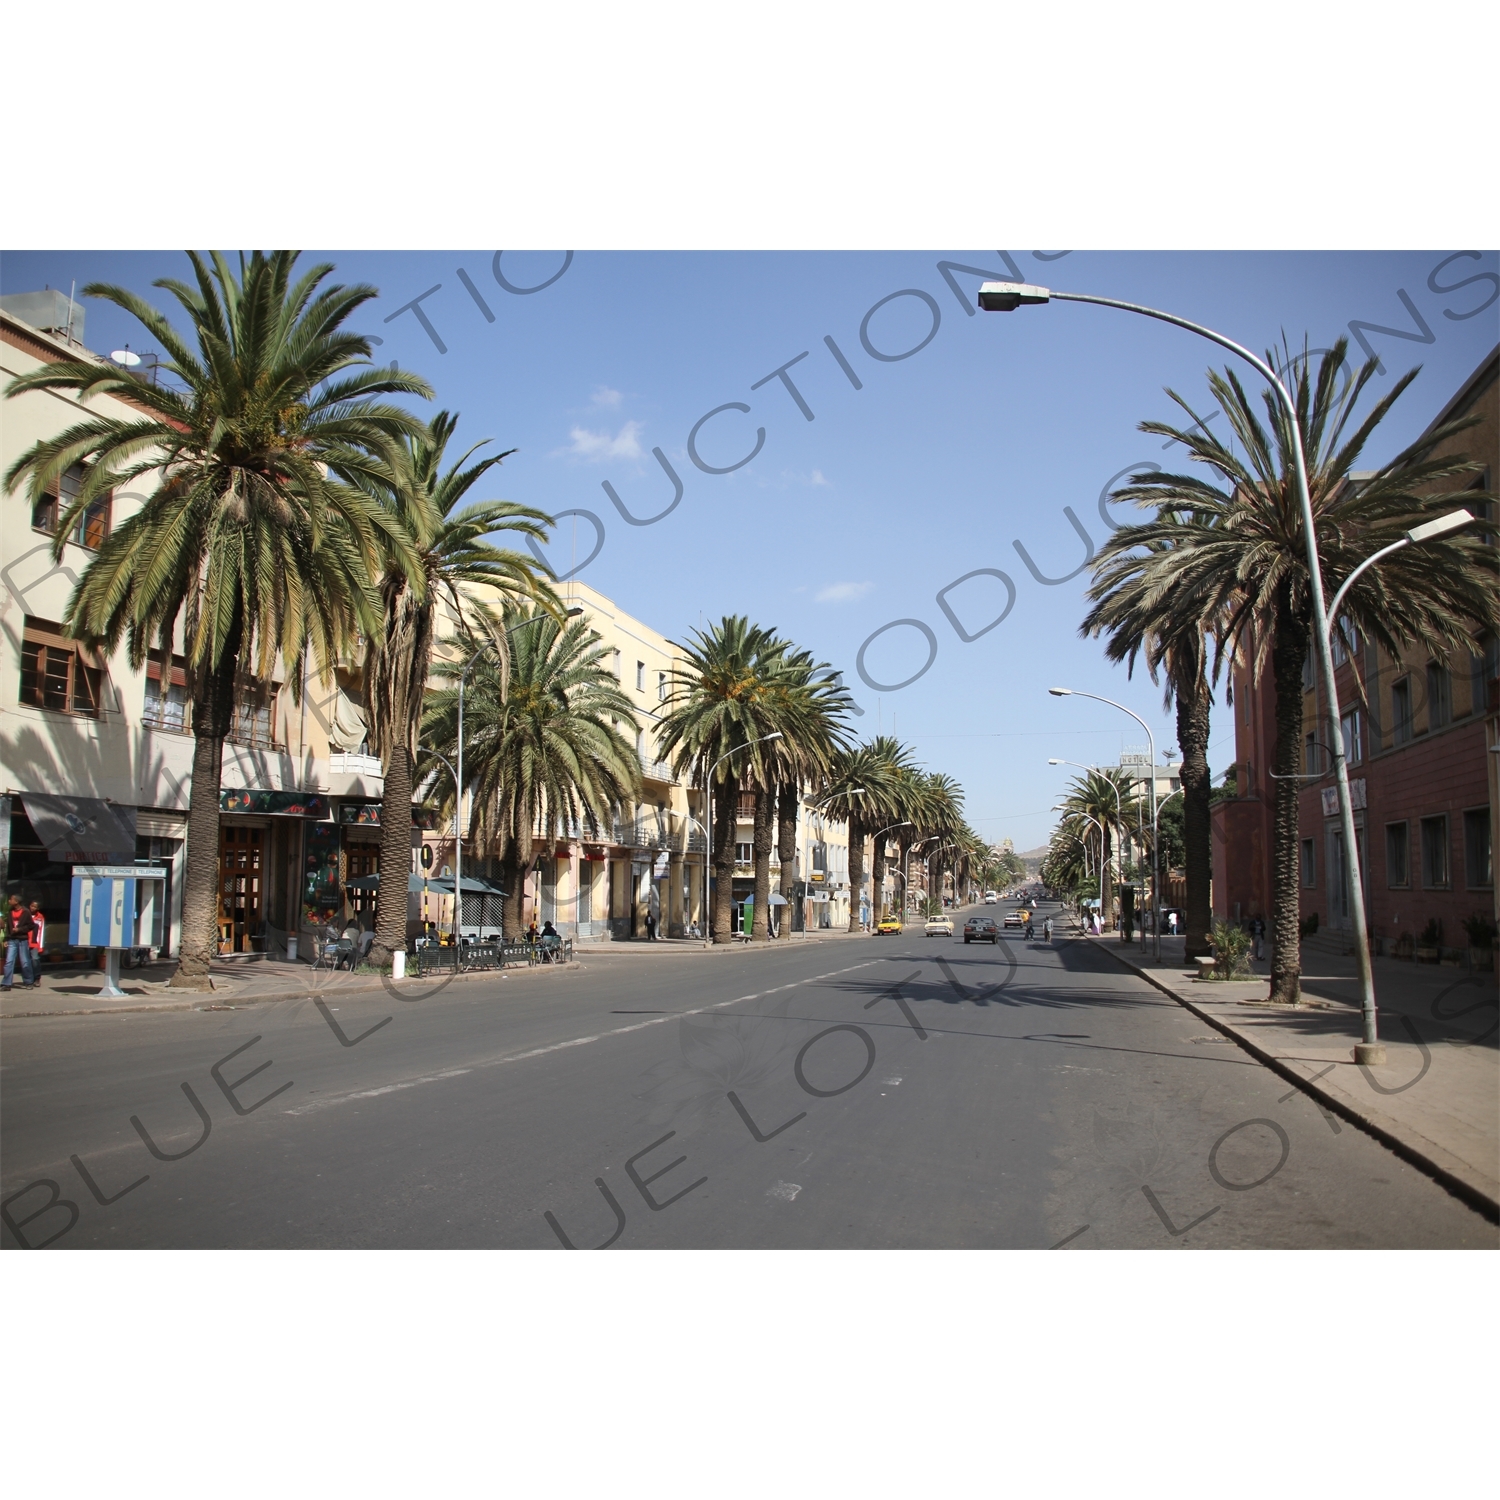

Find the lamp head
[[1047, 758, 1063, 765], [1049, 687, 1071, 697], [977, 281, 1052, 312], [1406, 509, 1474, 544], [565, 606, 584, 617]]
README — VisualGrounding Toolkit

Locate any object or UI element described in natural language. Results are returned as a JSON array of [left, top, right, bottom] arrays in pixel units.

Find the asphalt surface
[[2, 902, 1494, 1249]]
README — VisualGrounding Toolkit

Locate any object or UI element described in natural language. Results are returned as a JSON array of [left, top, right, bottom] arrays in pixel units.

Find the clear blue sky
[[5, 249, 1497, 851]]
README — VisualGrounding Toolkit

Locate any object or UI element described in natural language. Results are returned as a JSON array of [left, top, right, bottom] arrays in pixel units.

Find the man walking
[[4, 893, 36, 989], [645, 909, 658, 942]]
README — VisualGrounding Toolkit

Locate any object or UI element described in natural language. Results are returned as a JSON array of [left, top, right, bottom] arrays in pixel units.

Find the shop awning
[[425, 875, 509, 896], [21, 794, 137, 862], [345, 873, 429, 893]]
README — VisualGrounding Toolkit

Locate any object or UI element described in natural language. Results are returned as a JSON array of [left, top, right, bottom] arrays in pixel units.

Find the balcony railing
[[329, 751, 384, 777], [639, 754, 677, 784]]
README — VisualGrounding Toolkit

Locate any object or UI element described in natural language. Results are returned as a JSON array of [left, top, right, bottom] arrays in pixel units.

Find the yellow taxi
[[876, 915, 904, 935]]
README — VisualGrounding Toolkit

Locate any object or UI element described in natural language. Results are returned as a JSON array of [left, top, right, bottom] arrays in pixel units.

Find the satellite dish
[[110, 349, 142, 367]]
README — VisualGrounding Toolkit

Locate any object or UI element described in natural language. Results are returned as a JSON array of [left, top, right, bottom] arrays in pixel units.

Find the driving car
[[964, 915, 1000, 944], [983, 892, 998, 904], [876, 915, 903, 935], [1002, 908, 1027, 928], [924, 915, 954, 937]]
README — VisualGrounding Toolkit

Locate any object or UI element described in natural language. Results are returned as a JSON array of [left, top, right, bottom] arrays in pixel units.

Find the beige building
[[2, 296, 394, 961]]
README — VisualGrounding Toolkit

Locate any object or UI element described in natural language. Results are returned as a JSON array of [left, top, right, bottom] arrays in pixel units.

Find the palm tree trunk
[[775, 780, 798, 938], [501, 844, 528, 941], [847, 819, 867, 932], [751, 784, 773, 940], [1270, 605, 1307, 1004], [370, 742, 412, 970], [712, 783, 738, 943], [1177, 662, 1213, 960], [1100, 827, 1113, 932], [170, 628, 239, 989]]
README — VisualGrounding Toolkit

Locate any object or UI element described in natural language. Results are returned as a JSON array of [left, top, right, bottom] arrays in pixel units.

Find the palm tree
[[656, 617, 785, 943], [822, 736, 915, 931], [902, 771, 964, 913], [3, 252, 432, 986], [422, 607, 639, 939], [1082, 556, 1218, 959], [760, 651, 852, 938], [336, 412, 560, 968], [1061, 769, 1134, 930], [1101, 338, 1498, 1001]]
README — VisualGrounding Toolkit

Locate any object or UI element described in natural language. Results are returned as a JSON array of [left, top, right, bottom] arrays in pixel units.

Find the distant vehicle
[[1002, 909, 1026, 929], [924, 915, 954, 937], [876, 915, 903, 935], [983, 892, 998, 904], [964, 915, 1000, 944]]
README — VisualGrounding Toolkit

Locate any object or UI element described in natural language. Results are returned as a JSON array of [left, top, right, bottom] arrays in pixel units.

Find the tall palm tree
[[422, 607, 639, 940], [1102, 339, 1498, 1001], [1061, 768, 1134, 930], [1082, 555, 1218, 959], [336, 412, 560, 968], [822, 736, 914, 932], [656, 617, 785, 943], [760, 651, 852, 939], [4, 252, 431, 986], [902, 771, 964, 913]]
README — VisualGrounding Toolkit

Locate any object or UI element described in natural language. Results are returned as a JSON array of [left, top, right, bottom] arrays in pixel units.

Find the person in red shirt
[[3, 894, 36, 989], [28, 901, 45, 971]]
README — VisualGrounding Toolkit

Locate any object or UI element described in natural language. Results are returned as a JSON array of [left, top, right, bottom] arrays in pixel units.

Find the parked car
[[1002, 909, 1026, 928], [877, 915, 903, 935], [964, 916, 1000, 944], [925, 915, 954, 937]]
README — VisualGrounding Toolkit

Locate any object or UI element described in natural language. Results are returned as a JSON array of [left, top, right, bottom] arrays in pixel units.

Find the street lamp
[[703, 732, 783, 941], [1049, 688, 1161, 961], [868, 821, 913, 925], [986, 278, 1385, 1060], [452, 608, 583, 944]]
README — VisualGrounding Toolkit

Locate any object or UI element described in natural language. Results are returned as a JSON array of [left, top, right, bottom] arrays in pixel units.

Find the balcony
[[329, 752, 384, 778], [639, 754, 677, 785]]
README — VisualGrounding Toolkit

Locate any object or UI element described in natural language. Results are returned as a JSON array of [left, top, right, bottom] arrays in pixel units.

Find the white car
[[924, 915, 954, 937], [984, 892, 998, 904]]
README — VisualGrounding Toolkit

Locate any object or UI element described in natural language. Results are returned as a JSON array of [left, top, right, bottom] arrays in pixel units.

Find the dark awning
[[426, 875, 508, 896], [345, 873, 428, 893], [21, 794, 137, 862]]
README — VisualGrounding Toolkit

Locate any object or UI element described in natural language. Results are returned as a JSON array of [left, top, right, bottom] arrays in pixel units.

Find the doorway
[[219, 824, 264, 953]]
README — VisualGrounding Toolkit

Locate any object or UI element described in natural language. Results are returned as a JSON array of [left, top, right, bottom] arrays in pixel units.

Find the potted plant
[[1415, 917, 1442, 963], [1209, 919, 1253, 979], [1462, 913, 1496, 972]]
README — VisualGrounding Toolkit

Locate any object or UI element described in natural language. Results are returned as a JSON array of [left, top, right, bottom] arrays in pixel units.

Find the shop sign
[[339, 802, 382, 826], [221, 789, 329, 818]]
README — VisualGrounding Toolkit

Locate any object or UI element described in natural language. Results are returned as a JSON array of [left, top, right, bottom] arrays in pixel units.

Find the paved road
[[2, 904, 1493, 1249]]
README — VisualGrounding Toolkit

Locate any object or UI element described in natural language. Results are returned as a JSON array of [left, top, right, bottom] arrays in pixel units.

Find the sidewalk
[[0, 952, 581, 1019], [1083, 926, 1500, 1217]]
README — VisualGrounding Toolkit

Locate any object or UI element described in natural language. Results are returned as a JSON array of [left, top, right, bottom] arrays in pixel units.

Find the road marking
[[284, 960, 884, 1115], [767, 1180, 803, 1201]]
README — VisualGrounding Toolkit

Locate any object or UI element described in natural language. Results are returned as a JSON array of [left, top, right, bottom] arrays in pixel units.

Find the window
[[143, 650, 190, 733], [1300, 838, 1316, 888], [1385, 821, 1409, 887], [812, 842, 828, 874], [1330, 621, 1359, 667], [1304, 732, 1321, 776], [657, 670, 668, 703], [1464, 809, 1492, 889], [1471, 633, 1498, 718], [1391, 676, 1413, 746], [610, 648, 621, 679], [635, 661, 645, 692], [18, 617, 102, 717], [1301, 655, 1315, 692], [735, 842, 752, 865], [1420, 815, 1449, 889], [1426, 662, 1451, 730], [31, 463, 111, 549], [1339, 708, 1363, 766], [229, 682, 280, 749]]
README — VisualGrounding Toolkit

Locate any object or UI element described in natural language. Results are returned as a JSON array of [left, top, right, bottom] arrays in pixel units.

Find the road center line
[[284, 960, 884, 1115]]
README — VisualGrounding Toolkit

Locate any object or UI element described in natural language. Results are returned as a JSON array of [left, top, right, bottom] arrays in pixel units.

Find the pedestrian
[[1167, 910, 1178, 937], [29, 900, 46, 973], [1024, 915, 1035, 940], [4, 893, 36, 989], [645, 910, 658, 942], [1251, 916, 1264, 961], [1043, 916, 1053, 942]]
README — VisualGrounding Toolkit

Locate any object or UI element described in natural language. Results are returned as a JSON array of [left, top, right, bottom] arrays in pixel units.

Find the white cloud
[[565, 420, 643, 462], [591, 385, 623, 408], [809, 468, 829, 487], [815, 581, 873, 604]]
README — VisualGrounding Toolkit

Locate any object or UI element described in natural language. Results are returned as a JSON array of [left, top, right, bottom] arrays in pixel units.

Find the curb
[[1083, 934, 1500, 1222], [0, 959, 584, 1020]]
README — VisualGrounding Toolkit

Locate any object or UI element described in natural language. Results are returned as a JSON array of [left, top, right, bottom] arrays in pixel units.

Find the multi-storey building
[[1214, 344, 1498, 957]]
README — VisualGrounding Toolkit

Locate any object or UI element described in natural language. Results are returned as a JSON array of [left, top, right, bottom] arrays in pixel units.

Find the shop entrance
[[219, 824, 264, 952], [346, 844, 378, 929]]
